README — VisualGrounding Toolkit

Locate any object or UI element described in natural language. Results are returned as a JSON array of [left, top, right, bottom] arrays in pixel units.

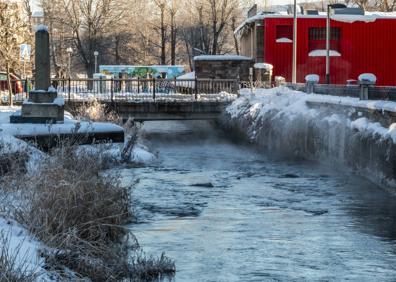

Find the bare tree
[[0, 2, 29, 105], [168, 0, 180, 65], [153, 0, 168, 65], [41, 0, 124, 78]]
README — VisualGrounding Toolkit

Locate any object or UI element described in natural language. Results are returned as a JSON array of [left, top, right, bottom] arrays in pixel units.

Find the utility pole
[[292, 0, 297, 84], [94, 51, 99, 74], [326, 4, 331, 84]]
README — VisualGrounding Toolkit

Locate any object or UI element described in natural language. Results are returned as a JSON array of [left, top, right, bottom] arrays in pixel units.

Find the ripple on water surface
[[122, 121, 396, 281]]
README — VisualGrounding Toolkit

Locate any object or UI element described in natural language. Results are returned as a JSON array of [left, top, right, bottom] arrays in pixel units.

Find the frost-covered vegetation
[[0, 104, 174, 281], [0, 142, 175, 280]]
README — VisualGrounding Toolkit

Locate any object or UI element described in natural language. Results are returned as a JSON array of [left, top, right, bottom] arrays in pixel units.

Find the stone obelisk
[[34, 26, 51, 91], [10, 25, 64, 124]]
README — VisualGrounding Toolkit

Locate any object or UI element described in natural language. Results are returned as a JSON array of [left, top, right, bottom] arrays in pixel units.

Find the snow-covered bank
[[0, 107, 158, 280], [0, 218, 54, 281], [221, 88, 396, 191]]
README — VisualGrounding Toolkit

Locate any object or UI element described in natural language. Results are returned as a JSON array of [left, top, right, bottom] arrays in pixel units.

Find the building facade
[[237, 13, 396, 86]]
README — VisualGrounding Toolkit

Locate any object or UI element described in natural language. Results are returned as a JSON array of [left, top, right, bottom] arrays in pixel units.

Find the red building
[[237, 13, 396, 86]]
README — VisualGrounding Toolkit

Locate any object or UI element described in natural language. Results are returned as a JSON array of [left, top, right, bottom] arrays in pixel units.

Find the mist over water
[[121, 121, 396, 281]]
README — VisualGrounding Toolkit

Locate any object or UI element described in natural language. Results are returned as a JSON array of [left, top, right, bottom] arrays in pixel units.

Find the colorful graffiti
[[99, 65, 185, 79]]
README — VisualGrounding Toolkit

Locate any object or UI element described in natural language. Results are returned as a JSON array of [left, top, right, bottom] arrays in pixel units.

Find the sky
[[29, 0, 309, 12]]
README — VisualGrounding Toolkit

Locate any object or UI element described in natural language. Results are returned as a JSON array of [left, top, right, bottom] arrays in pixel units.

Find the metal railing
[[1, 78, 239, 104], [288, 83, 396, 101], [6, 77, 396, 104]]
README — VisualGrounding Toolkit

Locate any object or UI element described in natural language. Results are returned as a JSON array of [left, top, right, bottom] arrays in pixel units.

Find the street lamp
[[94, 51, 99, 74], [326, 4, 347, 84], [66, 47, 73, 78]]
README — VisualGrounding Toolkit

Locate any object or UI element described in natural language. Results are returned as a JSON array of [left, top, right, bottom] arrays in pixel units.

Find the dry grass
[[130, 252, 176, 281], [13, 145, 133, 280], [73, 99, 119, 123], [0, 142, 175, 281], [0, 232, 40, 282]]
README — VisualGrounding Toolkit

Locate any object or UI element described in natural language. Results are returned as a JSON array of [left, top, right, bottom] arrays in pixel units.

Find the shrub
[[14, 145, 133, 280], [2, 142, 175, 281]]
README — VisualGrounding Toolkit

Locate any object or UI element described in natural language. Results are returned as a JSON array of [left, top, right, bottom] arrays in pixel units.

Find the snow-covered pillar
[[254, 63, 273, 87], [275, 76, 286, 87], [34, 25, 51, 91], [305, 74, 319, 94], [358, 73, 376, 100]]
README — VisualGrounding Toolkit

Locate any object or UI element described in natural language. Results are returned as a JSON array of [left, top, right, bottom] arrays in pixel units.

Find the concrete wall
[[219, 101, 396, 193]]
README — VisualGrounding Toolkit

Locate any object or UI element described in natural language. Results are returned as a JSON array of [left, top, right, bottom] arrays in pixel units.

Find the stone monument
[[10, 25, 64, 123]]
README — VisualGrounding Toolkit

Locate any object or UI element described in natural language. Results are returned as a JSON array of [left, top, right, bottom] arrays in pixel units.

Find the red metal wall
[[263, 17, 396, 86]]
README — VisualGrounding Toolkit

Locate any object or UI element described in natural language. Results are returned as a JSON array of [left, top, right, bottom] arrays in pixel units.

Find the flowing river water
[[120, 121, 396, 281]]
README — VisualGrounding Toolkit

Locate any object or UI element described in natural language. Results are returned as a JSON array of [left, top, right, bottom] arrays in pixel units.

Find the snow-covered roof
[[254, 63, 273, 70], [35, 24, 48, 32], [194, 55, 252, 61], [235, 10, 396, 37], [177, 71, 195, 79]]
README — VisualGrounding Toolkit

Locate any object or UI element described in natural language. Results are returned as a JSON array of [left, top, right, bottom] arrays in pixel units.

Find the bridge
[[8, 78, 239, 121]]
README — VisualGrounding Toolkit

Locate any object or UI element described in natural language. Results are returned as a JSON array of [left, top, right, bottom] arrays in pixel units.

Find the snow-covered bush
[[0, 142, 172, 280]]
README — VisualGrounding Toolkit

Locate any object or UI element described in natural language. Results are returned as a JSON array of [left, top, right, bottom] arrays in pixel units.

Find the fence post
[[305, 74, 319, 94], [25, 78, 28, 99], [68, 77, 71, 102], [358, 73, 376, 100], [194, 77, 198, 100], [137, 77, 140, 94], [174, 77, 177, 94], [111, 78, 114, 102], [152, 78, 156, 100]]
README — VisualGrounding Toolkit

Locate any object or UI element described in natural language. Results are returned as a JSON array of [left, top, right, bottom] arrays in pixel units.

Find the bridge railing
[[1, 78, 239, 104], [5, 77, 396, 105], [53, 78, 239, 102]]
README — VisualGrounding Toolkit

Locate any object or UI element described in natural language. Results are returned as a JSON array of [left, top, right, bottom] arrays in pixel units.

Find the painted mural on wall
[[99, 65, 186, 79]]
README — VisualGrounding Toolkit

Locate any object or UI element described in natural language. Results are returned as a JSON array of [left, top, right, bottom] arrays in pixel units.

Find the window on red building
[[308, 27, 341, 56], [276, 25, 293, 43]]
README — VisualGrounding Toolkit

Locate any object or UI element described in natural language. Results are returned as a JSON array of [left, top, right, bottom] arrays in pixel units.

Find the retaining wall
[[219, 94, 396, 193]]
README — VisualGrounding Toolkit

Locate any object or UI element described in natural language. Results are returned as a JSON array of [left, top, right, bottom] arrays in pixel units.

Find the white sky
[[30, 0, 309, 12]]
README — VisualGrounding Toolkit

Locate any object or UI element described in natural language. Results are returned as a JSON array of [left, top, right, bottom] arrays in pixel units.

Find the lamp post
[[94, 51, 99, 74], [292, 0, 298, 84], [326, 4, 347, 84], [66, 47, 73, 78]]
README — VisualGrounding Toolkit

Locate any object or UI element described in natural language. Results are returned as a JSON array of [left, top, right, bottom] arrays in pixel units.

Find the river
[[120, 121, 396, 281]]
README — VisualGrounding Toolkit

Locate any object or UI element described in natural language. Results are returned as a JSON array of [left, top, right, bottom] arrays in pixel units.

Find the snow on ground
[[0, 218, 48, 279], [225, 87, 396, 189], [194, 55, 252, 61], [0, 107, 123, 137], [228, 87, 396, 143], [0, 106, 156, 280], [131, 143, 156, 163], [0, 106, 156, 164]]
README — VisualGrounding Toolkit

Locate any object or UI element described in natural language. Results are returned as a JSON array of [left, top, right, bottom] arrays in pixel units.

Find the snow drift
[[221, 87, 396, 191]]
